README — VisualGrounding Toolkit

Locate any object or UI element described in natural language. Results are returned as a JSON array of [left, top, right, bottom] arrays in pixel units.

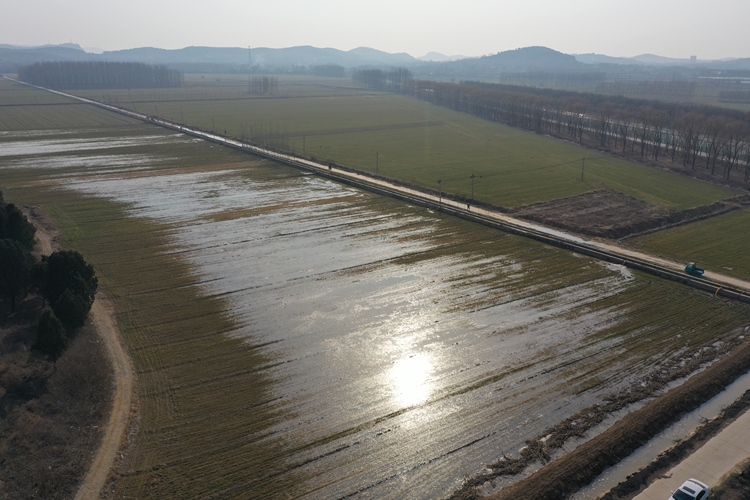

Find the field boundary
[[24, 205, 135, 500], [7, 75, 749, 301]]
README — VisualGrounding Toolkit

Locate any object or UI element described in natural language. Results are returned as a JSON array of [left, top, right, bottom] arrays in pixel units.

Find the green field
[[630, 208, 750, 281], [0, 79, 138, 130], [2, 74, 744, 276], [66, 76, 739, 210]]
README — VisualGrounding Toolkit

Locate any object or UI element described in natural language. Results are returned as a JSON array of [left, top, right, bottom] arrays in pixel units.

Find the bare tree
[[704, 116, 727, 175], [721, 120, 748, 180], [594, 103, 615, 147], [647, 110, 669, 161], [675, 112, 705, 169]]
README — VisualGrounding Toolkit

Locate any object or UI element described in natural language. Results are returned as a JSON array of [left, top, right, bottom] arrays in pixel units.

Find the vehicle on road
[[684, 262, 705, 277], [670, 478, 710, 500]]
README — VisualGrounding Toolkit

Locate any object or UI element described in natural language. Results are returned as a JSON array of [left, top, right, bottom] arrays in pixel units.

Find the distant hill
[[0, 44, 90, 72], [574, 53, 642, 65], [631, 53, 694, 65], [347, 47, 416, 65], [0, 43, 84, 52], [418, 46, 586, 79], [417, 52, 467, 62], [3, 42, 750, 77], [479, 46, 583, 71], [97, 45, 418, 69], [0, 43, 420, 73]]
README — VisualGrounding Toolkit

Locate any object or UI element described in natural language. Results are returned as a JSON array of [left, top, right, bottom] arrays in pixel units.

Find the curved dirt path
[[23, 206, 134, 500], [74, 296, 133, 500]]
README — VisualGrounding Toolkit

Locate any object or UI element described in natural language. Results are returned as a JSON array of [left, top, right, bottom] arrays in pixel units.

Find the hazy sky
[[4, 0, 749, 60]]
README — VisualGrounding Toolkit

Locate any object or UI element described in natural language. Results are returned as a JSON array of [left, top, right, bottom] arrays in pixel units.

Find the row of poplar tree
[[18, 61, 183, 89]]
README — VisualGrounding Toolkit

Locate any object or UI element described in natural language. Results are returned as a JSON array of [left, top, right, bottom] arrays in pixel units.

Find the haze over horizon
[[3, 0, 749, 61]]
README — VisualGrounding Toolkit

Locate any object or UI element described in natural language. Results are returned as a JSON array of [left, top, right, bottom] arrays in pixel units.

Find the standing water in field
[[6, 130, 748, 498]]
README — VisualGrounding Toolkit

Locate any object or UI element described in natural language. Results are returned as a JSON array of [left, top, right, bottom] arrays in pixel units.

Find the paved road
[[10, 77, 749, 294], [633, 407, 750, 499]]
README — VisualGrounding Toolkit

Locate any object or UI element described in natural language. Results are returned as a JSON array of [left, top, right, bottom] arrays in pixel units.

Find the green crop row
[[67, 76, 739, 210], [631, 208, 750, 281]]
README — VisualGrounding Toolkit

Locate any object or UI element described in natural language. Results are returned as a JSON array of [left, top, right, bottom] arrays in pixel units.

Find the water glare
[[389, 352, 435, 407]]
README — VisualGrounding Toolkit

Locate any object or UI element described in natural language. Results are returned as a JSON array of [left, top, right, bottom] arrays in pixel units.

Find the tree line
[[18, 61, 184, 90], [0, 193, 98, 360], [391, 78, 750, 184], [248, 75, 278, 95], [352, 68, 413, 91]]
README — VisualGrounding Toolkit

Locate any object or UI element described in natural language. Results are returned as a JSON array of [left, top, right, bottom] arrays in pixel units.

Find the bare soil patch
[[511, 190, 750, 239]]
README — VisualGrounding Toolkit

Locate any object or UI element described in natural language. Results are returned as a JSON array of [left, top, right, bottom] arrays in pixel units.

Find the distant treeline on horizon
[[18, 61, 183, 90]]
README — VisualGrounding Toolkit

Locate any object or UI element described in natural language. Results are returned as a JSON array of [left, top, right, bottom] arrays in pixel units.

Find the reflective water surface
[[5, 129, 747, 498]]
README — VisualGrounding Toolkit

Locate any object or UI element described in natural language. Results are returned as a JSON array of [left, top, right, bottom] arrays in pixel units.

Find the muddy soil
[[511, 190, 750, 240], [478, 334, 750, 499]]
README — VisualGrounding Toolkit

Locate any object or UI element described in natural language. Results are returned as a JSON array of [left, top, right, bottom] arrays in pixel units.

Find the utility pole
[[438, 179, 442, 211], [376, 152, 379, 175]]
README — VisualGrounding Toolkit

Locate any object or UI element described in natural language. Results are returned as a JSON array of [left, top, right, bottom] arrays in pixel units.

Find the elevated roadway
[[8, 76, 750, 301]]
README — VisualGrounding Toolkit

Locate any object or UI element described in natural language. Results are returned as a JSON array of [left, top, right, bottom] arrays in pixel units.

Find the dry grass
[[0, 296, 112, 500]]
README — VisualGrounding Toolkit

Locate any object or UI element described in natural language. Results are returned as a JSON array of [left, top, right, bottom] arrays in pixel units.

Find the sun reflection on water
[[388, 353, 435, 407]]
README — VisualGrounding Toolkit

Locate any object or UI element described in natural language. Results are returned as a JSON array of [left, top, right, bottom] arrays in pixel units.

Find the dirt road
[[23, 206, 135, 500], [74, 296, 134, 500]]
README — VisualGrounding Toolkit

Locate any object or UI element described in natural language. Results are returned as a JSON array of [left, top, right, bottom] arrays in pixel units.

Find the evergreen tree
[[33, 309, 68, 360]]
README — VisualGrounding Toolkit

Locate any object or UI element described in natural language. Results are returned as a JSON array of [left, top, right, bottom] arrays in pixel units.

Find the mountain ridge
[[3, 43, 750, 74]]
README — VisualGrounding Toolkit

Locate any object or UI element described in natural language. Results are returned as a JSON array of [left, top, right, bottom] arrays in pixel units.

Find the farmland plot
[[68, 76, 738, 210], [3, 123, 749, 498]]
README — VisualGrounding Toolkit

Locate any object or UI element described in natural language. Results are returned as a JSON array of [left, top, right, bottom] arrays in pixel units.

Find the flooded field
[[3, 126, 749, 498]]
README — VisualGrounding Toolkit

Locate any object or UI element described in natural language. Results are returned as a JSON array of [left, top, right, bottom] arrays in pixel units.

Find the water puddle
[[8, 131, 749, 499], [0, 132, 195, 158]]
